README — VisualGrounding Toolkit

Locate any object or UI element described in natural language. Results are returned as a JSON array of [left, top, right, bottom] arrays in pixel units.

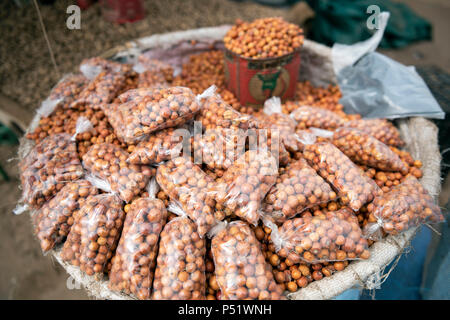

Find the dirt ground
[[0, 0, 448, 300]]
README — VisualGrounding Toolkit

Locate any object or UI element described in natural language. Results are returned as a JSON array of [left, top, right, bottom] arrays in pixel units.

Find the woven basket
[[20, 25, 441, 300]]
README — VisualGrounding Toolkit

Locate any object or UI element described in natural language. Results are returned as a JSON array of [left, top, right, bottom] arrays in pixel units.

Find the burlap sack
[[19, 26, 441, 300]]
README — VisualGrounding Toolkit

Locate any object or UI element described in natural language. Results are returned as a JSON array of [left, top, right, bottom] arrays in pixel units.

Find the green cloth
[[305, 0, 432, 48], [0, 123, 18, 145], [0, 123, 18, 181]]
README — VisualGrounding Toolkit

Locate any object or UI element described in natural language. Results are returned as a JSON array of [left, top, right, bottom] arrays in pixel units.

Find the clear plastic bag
[[151, 214, 206, 300], [267, 207, 370, 264], [115, 87, 149, 103], [211, 221, 285, 300], [137, 71, 169, 90], [104, 86, 201, 143], [204, 167, 226, 181], [250, 125, 292, 166], [49, 74, 88, 103], [71, 116, 94, 141], [109, 179, 168, 299], [292, 129, 324, 152], [192, 128, 247, 172], [136, 55, 174, 83], [156, 157, 220, 237], [215, 150, 278, 226], [332, 127, 408, 173], [303, 142, 382, 211], [19, 133, 84, 208], [290, 105, 345, 130], [331, 12, 440, 120], [38, 74, 89, 117], [133, 61, 169, 90], [19, 117, 92, 209], [196, 86, 259, 131], [82, 143, 153, 202], [134, 57, 173, 89], [262, 96, 284, 117], [363, 175, 444, 239], [258, 98, 301, 153], [127, 127, 184, 165], [71, 69, 128, 109], [261, 115, 302, 153], [341, 118, 404, 147], [263, 158, 337, 223], [79, 57, 125, 80], [205, 240, 219, 300], [61, 192, 125, 279], [33, 179, 98, 252], [334, 49, 445, 120], [80, 142, 124, 181], [102, 101, 143, 145], [128, 86, 201, 129]]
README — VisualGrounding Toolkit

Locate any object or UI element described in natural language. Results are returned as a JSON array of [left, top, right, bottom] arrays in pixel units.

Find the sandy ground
[[0, 0, 448, 300]]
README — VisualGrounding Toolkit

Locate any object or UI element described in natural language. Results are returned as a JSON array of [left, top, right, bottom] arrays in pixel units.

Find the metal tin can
[[224, 49, 301, 108]]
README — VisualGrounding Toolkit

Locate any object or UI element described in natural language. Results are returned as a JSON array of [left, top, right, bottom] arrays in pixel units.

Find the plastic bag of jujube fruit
[[133, 57, 172, 90], [38, 73, 89, 117], [196, 85, 259, 131], [61, 189, 125, 279], [156, 156, 221, 237], [136, 55, 174, 83], [151, 203, 206, 300], [363, 175, 444, 240], [263, 158, 337, 223], [303, 142, 382, 211], [195, 87, 289, 167], [290, 105, 345, 130], [266, 207, 370, 264], [101, 102, 140, 145], [210, 220, 285, 300], [109, 178, 168, 299], [71, 64, 131, 110], [257, 97, 305, 153], [127, 126, 185, 165], [79, 57, 125, 80], [82, 143, 153, 203], [248, 125, 291, 166], [215, 150, 279, 226], [33, 179, 99, 253], [137, 71, 168, 90], [341, 118, 405, 147], [104, 86, 204, 144], [331, 127, 408, 173], [19, 118, 92, 209], [192, 128, 246, 172]]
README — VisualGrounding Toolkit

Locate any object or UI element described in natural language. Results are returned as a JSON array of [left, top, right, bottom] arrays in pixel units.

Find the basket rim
[[19, 25, 441, 300]]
